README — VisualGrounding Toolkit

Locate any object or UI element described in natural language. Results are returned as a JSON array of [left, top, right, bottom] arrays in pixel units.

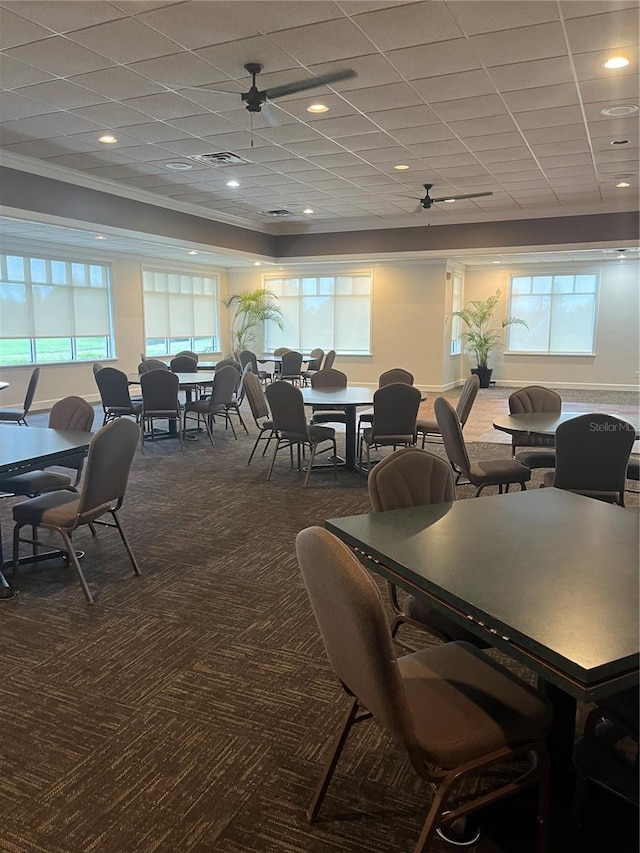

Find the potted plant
[[223, 287, 284, 353], [452, 289, 527, 388]]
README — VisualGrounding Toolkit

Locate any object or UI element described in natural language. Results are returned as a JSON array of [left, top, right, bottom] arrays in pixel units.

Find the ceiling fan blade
[[173, 85, 242, 95], [431, 191, 494, 202], [263, 69, 356, 101], [260, 104, 281, 127]]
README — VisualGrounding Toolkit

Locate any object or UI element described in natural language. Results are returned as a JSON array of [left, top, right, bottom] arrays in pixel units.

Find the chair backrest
[[296, 527, 416, 750], [368, 448, 455, 511], [553, 413, 635, 496], [509, 385, 562, 415], [23, 367, 40, 414], [281, 350, 303, 377], [95, 367, 134, 409], [139, 358, 169, 374], [92, 362, 104, 376], [372, 383, 421, 437], [215, 358, 241, 372], [378, 368, 414, 387], [77, 418, 139, 522], [311, 368, 347, 389], [273, 347, 290, 356], [434, 396, 471, 476], [139, 353, 146, 363], [208, 364, 237, 409], [140, 369, 179, 412], [307, 348, 325, 371], [236, 360, 252, 403], [266, 381, 309, 435], [175, 350, 198, 361], [238, 350, 259, 373], [323, 350, 336, 370], [48, 396, 95, 474], [455, 374, 481, 427], [243, 369, 270, 424], [170, 355, 198, 373]]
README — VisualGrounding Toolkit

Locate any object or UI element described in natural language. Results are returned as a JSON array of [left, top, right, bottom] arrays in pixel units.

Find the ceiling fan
[[179, 62, 357, 113], [411, 183, 493, 210]]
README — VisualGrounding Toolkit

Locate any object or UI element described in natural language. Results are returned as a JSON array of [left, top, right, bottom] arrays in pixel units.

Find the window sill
[[504, 352, 596, 358]]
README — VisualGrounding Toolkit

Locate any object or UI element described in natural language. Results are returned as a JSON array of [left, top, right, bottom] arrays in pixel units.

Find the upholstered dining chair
[[358, 367, 415, 443], [224, 361, 250, 436], [0, 396, 94, 497], [542, 413, 635, 506], [323, 349, 336, 370], [174, 350, 198, 361], [435, 396, 531, 496], [309, 368, 348, 426], [416, 374, 479, 447], [508, 385, 562, 469], [138, 358, 169, 373], [295, 526, 551, 852], [280, 350, 303, 384], [169, 355, 198, 373], [183, 364, 238, 444], [368, 447, 488, 648], [359, 382, 421, 471], [92, 362, 104, 376], [265, 381, 337, 487], [243, 369, 276, 464], [95, 367, 142, 426], [301, 348, 325, 385], [272, 346, 290, 377], [11, 417, 141, 605], [238, 350, 270, 385], [0, 367, 40, 426], [140, 369, 182, 452]]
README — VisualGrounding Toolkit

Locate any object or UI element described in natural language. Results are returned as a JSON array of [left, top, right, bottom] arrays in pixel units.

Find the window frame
[[450, 268, 464, 356], [263, 271, 374, 356], [0, 250, 115, 367], [506, 269, 599, 357]]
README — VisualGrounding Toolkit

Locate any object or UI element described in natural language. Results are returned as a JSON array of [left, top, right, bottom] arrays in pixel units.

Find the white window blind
[[450, 270, 463, 355], [0, 252, 114, 365], [507, 272, 598, 354], [142, 269, 219, 355], [264, 274, 372, 355]]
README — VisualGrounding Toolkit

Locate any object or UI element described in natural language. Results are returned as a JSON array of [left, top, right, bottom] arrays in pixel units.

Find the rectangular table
[[327, 488, 639, 794], [0, 427, 93, 591]]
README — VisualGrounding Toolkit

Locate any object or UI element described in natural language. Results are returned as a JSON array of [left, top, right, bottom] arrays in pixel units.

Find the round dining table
[[493, 411, 640, 440]]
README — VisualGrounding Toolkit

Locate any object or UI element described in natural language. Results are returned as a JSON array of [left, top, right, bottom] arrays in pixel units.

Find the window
[[142, 269, 219, 356], [264, 274, 372, 355], [450, 269, 463, 355], [0, 252, 114, 366], [507, 272, 598, 354]]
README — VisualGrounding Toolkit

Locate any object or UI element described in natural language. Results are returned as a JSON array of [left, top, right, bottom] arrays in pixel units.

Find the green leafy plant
[[452, 289, 528, 369], [223, 287, 284, 353]]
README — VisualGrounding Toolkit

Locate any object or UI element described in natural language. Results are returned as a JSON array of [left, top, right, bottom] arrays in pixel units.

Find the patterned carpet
[[0, 396, 637, 853]]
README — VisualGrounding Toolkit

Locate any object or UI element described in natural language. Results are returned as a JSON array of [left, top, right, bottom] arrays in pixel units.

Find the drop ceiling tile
[[392, 124, 455, 145], [388, 38, 481, 79], [561, 2, 639, 18], [255, 124, 321, 144], [265, 158, 322, 174], [489, 159, 541, 175], [195, 36, 301, 79], [449, 1, 559, 35], [279, 94, 355, 122], [531, 139, 592, 158], [367, 104, 441, 130], [538, 153, 594, 168], [117, 121, 188, 144], [309, 54, 402, 91], [413, 69, 495, 103], [127, 52, 229, 90], [420, 152, 481, 169], [120, 93, 209, 121], [588, 117, 639, 138], [344, 83, 423, 113], [69, 18, 181, 64], [565, 7, 640, 51], [432, 94, 507, 122], [2, 1, 125, 31], [503, 84, 580, 113], [339, 132, 397, 151], [579, 75, 640, 104], [471, 22, 567, 67], [496, 173, 547, 186], [596, 146, 639, 162], [0, 111, 102, 138], [13, 79, 110, 110], [69, 67, 164, 100], [515, 105, 585, 129], [110, 143, 174, 161], [476, 146, 534, 164], [71, 102, 155, 128], [597, 159, 639, 174], [5, 36, 115, 76], [522, 124, 588, 145], [0, 54, 54, 88], [137, 3, 247, 50], [269, 19, 374, 64], [0, 91, 58, 121], [45, 151, 136, 170], [0, 7, 53, 49], [572, 45, 639, 81], [67, 129, 154, 148], [166, 113, 243, 136], [583, 99, 640, 123], [487, 57, 575, 92], [231, 1, 342, 33], [543, 164, 597, 178], [465, 132, 525, 152], [280, 138, 346, 157], [308, 114, 379, 138], [592, 136, 637, 153], [2, 136, 96, 158], [448, 114, 518, 137], [353, 1, 460, 50], [307, 152, 365, 169], [436, 165, 494, 179], [360, 145, 416, 163], [236, 145, 291, 163]]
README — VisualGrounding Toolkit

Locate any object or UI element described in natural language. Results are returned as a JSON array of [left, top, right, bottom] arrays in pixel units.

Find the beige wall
[[462, 260, 640, 390]]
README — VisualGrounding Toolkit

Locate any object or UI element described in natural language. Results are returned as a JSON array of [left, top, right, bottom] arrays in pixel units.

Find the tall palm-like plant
[[223, 288, 284, 353], [453, 289, 527, 369]]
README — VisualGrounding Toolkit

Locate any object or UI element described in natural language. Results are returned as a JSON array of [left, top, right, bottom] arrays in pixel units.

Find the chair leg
[[304, 443, 318, 487], [267, 438, 281, 481], [59, 529, 94, 604], [248, 431, 263, 464], [110, 510, 141, 576], [307, 698, 359, 823]]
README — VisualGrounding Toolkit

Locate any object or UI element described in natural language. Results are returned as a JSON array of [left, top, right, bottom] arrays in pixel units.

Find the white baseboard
[[0, 394, 102, 415], [491, 381, 639, 392]]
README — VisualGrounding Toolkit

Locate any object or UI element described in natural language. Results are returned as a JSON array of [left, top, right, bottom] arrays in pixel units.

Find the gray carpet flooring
[[0, 393, 637, 853]]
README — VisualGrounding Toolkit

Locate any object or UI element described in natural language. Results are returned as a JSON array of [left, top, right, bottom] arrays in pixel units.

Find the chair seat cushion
[[416, 417, 439, 434], [397, 641, 551, 769], [0, 410, 25, 421], [12, 490, 84, 529], [281, 425, 335, 443], [515, 449, 556, 469], [512, 433, 555, 448], [363, 428, 415, 446], [311, 411, 347, 425], [468, 458, 531, 486], [404, 595, 489, 648], [0, 469, 72, 496], [109, 403, 142, 416]]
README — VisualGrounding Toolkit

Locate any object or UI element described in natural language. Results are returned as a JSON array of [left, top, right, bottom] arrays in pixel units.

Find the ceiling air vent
[[191, 152, 250, 166], [261, 209, 293, 217]]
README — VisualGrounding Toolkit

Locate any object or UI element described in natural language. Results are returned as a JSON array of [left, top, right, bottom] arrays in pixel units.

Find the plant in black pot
[[452, 290, 527, 388]]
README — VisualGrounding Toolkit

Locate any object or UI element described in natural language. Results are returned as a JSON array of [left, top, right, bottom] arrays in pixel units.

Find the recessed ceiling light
[[600, 104, 639, 117], [226, 180, 240, 187], [394, 164, 410, 171], [98, 134, 117, 144], [307, 103, 328, 113], [610, 139, 630, 145], [94, 235, 106, 240], [254, 262, 262, 266], [188, 250, 198, 255], [165, 161, 193, 171], [616, 181, 631, 187], [303, 208, 314, 215], [604, 56, 630, 69]]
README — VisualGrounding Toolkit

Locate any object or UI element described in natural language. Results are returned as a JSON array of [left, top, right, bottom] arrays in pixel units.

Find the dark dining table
[[326, 487, 639, 811], [493, 411, 640, 440], [0, 427, 93, 594]]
